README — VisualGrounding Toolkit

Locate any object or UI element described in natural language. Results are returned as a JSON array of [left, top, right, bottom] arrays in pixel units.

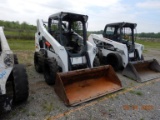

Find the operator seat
[[60, 35, 69, 47]]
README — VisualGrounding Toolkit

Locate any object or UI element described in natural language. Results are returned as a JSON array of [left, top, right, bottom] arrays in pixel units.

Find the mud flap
[[54, 65, 122, 106], [122, 59, 160, 82]]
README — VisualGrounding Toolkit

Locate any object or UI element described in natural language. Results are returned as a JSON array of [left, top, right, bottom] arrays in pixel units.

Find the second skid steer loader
[[88, 22, 160, 82], [34, 12, 122, 106]]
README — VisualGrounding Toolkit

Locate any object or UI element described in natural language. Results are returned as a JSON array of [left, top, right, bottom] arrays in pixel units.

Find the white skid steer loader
[[34, 12, 122, 106], [88, 22, 160, 82], [0, 27, 29, 112]]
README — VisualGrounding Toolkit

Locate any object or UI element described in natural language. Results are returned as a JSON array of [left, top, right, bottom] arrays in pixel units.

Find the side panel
[[36, 19, 68, 72], [0, 27, 13, 95], [135, 42, 144, 59], [88, 34, 128, 67], [47, 50, 68, 72], [0, 65, 12, 94], [87, 41, 97, 67]]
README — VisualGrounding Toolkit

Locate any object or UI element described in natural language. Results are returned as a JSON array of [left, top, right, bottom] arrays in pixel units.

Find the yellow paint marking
[[49, 79, 160, 120]]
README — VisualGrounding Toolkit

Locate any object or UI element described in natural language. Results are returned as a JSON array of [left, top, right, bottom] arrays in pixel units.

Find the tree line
[[89, 30, 160, 38], [0, 20, 36, 40], [0, 20, 160, 39], [136, 32, 160, 38], [0, 20, 36, 30]]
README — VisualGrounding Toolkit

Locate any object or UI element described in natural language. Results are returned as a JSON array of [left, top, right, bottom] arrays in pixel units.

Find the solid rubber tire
[[141, 54, 144, 60], [93, 56, 100, 67], [105, 53, 122, 71], [12, 64, 29, 103], [34, 52, 44, 73], [13, 54, 19, 64], [43, 58, 58, 85]]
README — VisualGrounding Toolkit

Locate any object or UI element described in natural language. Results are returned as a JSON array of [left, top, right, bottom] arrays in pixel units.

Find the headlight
[[3, 51, 14, 67]]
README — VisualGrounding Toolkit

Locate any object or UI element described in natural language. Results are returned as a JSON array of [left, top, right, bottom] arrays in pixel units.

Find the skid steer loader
[[88, 22, 160, 82], [34, 12, 122, 106], [0, 27, 29, 112]]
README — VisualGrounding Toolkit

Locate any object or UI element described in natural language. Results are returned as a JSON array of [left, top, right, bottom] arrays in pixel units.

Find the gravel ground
[[0, 48, 160, 120]]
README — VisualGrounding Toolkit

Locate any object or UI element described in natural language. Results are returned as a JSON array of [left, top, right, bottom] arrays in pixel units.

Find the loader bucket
[[54, 65, 122, 106], [122, 59, 160, 82]]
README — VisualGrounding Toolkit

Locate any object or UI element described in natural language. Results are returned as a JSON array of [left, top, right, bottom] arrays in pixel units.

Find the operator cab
[[103, 22, 137, 53], [48, 12, 88, 55]]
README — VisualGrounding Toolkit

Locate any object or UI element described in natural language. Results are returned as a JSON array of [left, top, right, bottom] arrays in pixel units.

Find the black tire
[[105, 53, 122, 71], [97, 49, 103, 64], [34, 52, 44, 73], [141, 54, 144, 60], [43, 58, 58, 85], [13, 54, 19, 64], [93, 56, 100, 67], [12, 64, 29, 103]]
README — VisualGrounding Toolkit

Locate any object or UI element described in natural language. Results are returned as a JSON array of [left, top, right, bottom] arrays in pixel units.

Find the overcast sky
[[0, 0, 160, 33]]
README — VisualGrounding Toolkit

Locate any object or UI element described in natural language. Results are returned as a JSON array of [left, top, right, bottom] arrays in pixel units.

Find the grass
[[11, 111, 17, 116], [15, 50, 34, 65], [27, 112, 36, 117], [8, 39, 34, 50], [4, 30, 35, 40], [20, 108, 27, 113], [143, 49, 148, 53], [4, 30, 35, 36], [129, 82, 135, 87], [140, 118, 144, 120], [129, 90, 143, 96], [136, 40, 160, 49], [108, 109, 113, 112], [42, 102, 54, 113], [31, 112, 36, 116], [6, 38, 160, 51], [5, 31, 19, 36]]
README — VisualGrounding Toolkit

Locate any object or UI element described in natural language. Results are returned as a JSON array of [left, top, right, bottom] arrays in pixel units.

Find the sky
[[0, 0, 160, 33]]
